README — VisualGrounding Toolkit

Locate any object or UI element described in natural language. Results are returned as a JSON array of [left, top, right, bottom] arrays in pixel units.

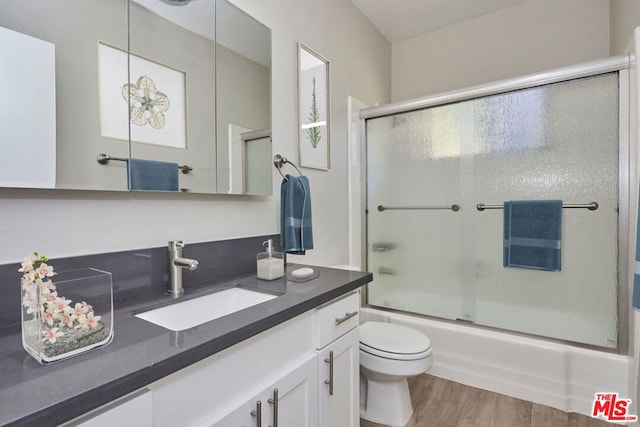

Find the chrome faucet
[[168, 240, 199, 296]]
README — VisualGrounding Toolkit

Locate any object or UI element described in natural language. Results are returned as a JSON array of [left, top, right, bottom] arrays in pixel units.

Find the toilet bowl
[[359, 321, 432, 427]]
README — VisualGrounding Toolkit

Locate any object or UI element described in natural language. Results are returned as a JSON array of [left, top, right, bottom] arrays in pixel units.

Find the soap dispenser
[[257, 239, 284, 280]]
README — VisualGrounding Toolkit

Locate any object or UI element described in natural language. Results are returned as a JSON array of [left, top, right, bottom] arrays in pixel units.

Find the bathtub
[[360, 307, 630, 418]]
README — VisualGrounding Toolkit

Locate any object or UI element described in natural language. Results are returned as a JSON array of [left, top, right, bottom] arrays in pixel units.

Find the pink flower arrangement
[[20, 253, 102, 344]]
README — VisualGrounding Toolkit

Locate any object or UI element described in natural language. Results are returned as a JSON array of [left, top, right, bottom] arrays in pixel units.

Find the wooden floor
[[360, 375, 614, 427]]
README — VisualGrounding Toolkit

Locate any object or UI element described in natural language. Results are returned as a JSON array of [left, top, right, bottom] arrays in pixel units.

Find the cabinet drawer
[[315, 291, 359, 349]]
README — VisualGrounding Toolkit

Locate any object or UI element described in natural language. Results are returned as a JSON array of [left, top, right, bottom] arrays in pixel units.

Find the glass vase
[[21, 268, 114, 364]]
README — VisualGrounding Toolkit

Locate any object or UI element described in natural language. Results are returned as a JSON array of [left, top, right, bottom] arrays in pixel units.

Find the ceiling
[[349, 0, 526, 43]]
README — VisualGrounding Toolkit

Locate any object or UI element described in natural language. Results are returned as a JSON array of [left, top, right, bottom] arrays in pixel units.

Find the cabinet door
[[264, 354, 318, 427], [204, 354, 318, 427], [319, 328, 359, 427]]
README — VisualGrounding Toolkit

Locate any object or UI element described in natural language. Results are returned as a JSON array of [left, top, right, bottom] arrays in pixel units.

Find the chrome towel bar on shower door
[[476, 201, 599, 211], [377, 204, 461, 212]]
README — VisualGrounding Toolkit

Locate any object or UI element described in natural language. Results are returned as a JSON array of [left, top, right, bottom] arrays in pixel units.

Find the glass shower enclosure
[[365, 70, 626, 349]]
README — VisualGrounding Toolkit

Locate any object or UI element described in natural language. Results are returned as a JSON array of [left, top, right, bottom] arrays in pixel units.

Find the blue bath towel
[[634, 198, 640, 309], [128, 158, 179, 191], [503, 200, 563, 272], [280, 175, 313, 255]]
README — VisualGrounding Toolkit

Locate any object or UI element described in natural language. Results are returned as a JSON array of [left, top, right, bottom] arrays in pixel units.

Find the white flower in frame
[[122, 75, 170, 129]]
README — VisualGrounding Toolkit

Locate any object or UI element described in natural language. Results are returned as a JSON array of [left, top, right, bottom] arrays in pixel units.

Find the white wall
[[611, 0, 640, 55], [391, 0, 610, 102], [0, 0, 390, 265]]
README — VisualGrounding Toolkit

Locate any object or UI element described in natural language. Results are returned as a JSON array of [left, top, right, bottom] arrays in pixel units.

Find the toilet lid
[[359, 321, 431, 356]]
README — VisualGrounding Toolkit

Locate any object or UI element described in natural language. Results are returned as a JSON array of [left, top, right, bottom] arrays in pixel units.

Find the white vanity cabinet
[[150, 311, 316, 427], [315, 291, 360, 427], [147, 290, 361, 427]]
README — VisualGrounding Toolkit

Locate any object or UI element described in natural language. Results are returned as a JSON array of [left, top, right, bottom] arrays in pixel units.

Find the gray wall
[[610, 0, 640, 54], [391, 0, 610, 101]]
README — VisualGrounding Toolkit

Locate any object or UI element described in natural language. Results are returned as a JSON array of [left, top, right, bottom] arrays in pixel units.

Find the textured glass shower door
[[366, 73, 620, 348], [366, 103, 467, 321]]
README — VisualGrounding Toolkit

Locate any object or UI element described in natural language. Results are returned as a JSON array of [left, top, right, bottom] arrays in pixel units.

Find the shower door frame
[[360, 55, 633, 354]]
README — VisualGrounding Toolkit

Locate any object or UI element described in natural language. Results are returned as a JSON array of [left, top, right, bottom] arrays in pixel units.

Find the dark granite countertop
[[0, 265, 372, 426]]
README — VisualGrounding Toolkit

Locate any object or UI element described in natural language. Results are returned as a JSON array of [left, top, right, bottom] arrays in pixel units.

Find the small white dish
[[291, 267, 315, 279]]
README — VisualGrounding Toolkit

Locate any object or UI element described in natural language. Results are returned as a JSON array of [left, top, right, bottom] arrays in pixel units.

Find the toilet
[[326, 265, 433, 426], [359, 321, 432, 427]]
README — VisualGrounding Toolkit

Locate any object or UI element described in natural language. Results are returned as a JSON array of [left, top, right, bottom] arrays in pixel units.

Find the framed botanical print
[[297, 43, 330, 170]]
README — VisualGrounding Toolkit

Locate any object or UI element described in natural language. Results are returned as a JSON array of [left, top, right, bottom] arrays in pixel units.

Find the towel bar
[[96, 153, 193, 174], [96, 153, 127, 163], [377, 204, 460, 212], [273, 154, 302, 180], [476, 202, 598, 211]]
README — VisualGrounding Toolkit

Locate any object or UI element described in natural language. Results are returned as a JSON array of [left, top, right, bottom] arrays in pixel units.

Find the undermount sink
[[135, 287, 278, 331]]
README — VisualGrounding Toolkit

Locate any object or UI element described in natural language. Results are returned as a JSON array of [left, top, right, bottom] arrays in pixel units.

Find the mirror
[[0, 0, 271, 195], [214, 0, 272, 195], [129, 0, 271, 194], [128, 0, 217, 193], [0, 0, 129, 191]]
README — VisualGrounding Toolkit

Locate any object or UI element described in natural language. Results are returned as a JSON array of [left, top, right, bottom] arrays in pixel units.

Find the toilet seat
[[360, 342, 432, 361], [359, 321, 432, 361]]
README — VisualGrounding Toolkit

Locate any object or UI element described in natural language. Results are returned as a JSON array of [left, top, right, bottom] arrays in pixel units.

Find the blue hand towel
[[128, 158, 179, 191], [280, 175, 313, 255], [503, 200, 562, 272]]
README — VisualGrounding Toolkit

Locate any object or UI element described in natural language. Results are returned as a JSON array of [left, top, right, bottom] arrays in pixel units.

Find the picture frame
[[297, 43, 330, 170], [98, 42, 187, 150]]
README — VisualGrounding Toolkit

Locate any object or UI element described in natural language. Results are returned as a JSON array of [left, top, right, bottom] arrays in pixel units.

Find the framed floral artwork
[[98, 42, 187, 149], [297, 43, 330, 170]]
